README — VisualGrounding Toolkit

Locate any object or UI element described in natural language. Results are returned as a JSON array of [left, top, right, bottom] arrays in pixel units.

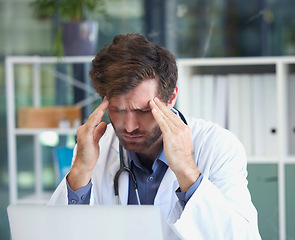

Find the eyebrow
[[109, 106, 151, 111]]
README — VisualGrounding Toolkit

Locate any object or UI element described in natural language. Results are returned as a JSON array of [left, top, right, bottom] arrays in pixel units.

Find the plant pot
[[61, 21, 99, 56]]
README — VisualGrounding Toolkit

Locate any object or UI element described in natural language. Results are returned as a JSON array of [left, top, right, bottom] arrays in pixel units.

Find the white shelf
[[284, 156, 295, 164], [247, 157, 280, 164], [14, 128, 77, 135], [248, 157, 295, 164], [177, 56, 295, 66], [16, 192, 53, 205]]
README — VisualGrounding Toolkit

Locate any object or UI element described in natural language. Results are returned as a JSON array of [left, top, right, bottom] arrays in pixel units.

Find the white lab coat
[[48, 117, 261, 240]]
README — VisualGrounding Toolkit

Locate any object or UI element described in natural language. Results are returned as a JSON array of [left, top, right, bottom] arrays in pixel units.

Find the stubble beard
[[112, 123, 163, 154]]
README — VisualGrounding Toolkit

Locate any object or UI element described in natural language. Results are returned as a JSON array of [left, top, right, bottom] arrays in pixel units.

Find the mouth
[[123, 134, 143, 142]]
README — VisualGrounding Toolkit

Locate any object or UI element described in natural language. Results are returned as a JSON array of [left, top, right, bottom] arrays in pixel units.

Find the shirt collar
[[127, 148, 168, 173]]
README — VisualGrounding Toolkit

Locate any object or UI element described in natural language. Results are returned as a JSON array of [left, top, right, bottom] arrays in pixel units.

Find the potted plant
[[30, 0, 108, 56]]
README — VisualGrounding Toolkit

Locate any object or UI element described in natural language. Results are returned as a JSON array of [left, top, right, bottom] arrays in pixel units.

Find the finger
[[149, 100, 172, 134], [93, 122, 107, 142], [87, 98, 109, 128], [153, 97, 184, 128], [88, 97, 109, 119]]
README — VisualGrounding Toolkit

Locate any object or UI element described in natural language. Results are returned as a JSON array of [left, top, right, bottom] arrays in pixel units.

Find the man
[[49, 33, 261, 239]]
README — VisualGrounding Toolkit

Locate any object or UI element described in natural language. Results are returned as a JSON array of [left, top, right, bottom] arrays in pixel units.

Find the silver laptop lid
[[7, 204, 163, 240]]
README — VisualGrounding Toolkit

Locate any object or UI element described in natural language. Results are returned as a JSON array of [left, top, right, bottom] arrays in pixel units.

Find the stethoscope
[[113, 108, 187, 205], [114, 144, 141, 205]]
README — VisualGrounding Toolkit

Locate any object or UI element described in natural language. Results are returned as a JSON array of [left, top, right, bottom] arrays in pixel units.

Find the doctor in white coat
[[48, 33, 261, 240]]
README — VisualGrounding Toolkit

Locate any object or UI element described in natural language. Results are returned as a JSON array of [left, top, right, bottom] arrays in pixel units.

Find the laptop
[[7, 204, 164, 240]]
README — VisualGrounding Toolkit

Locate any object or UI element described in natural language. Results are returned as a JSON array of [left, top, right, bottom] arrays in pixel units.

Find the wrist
[[67, 165, 93, 191], [174, 163, 201, 192]]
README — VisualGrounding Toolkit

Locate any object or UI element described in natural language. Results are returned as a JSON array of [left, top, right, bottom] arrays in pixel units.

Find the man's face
[[108, 79, 163, 154]]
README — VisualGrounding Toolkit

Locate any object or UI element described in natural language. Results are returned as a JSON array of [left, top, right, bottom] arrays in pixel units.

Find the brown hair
[[89, 33, 178, 103]]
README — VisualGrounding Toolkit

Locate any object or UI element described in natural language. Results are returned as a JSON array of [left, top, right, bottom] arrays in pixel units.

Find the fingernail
[[150, 100, 155, 106], [154, 97, 159, 102]]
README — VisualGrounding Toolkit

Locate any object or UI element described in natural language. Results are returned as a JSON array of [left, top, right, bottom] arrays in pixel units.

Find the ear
[[167, 86, 178, 109]]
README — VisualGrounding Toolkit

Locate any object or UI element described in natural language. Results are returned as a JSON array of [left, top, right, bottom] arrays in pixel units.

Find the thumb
[[93, 122, 107, 142]]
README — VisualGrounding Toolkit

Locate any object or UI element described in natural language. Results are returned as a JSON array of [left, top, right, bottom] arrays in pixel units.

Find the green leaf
[[52, 26, 64, 57]]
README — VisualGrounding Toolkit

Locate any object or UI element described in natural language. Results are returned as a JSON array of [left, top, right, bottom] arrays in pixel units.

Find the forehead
[[109, 79, 158, 109]]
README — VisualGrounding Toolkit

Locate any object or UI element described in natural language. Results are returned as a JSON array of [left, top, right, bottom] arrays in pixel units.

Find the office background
[[1, 0, 295, 239]]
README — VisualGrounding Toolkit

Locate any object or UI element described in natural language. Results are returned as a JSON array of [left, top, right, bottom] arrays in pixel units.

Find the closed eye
[[109, 107, 151, 114], [114, 109, 126, 113], [109, 107, 126, 113], [135, 109, 151, 113]]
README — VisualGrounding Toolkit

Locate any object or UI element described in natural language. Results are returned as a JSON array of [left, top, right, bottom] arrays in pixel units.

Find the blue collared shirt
[[127, 149, 168, 205], [67, 148, 203, 206], [126, 149, 203, 206]]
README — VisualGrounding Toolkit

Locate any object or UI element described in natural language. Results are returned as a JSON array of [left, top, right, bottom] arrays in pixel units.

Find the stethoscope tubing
[[114, 144, 141, 205]]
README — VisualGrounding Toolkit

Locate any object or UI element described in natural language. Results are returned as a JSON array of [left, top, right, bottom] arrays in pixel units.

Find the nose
[[124, 112, 139, 133]]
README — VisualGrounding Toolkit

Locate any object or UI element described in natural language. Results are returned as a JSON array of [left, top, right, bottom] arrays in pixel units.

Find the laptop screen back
[[7, 204, 163, 240]]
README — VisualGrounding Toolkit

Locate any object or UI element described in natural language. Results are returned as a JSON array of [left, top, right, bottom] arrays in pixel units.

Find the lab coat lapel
[[155, 167, 178, 204]]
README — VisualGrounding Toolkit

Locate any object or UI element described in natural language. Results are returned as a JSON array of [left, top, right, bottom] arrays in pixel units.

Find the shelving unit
[[5, 56, 95, 205], [6, 56, 295, 239], [177, 56, 295, 240]]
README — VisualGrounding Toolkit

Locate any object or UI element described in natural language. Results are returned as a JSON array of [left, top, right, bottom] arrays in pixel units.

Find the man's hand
[[67, 97, 109, 191], [149, 97, 200, 192]]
